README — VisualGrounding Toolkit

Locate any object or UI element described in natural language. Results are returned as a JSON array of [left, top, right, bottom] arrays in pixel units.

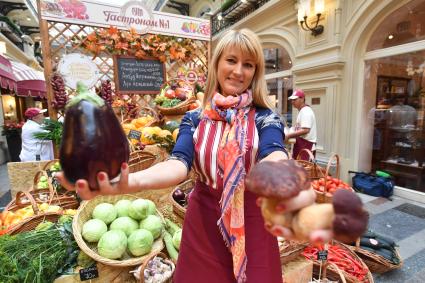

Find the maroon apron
[[292, 105, 315, 161], [173, 181, 282, 283], [173, 108, 282, 282]]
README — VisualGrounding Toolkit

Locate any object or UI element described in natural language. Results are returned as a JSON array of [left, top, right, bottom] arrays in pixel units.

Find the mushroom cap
[[245, 160, 310, 199], [332, 189, 369, 243]]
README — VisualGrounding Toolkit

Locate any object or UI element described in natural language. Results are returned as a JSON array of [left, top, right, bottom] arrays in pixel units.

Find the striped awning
[[0, 55, 17, 92], [10, 61, 46, 98]]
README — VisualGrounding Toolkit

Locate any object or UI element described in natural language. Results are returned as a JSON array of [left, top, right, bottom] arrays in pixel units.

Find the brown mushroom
[[245, 160, 368, 243]]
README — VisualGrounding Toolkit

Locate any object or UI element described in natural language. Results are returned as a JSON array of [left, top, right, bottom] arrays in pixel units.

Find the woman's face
[[217, 46, 256, 96]]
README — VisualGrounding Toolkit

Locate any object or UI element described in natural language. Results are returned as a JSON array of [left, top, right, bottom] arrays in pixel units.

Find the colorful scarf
[[203, 90, 253, 283]]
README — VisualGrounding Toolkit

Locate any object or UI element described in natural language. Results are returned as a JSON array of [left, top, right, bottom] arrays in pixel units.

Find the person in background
[[58, 29, 331, 283], [19, 108, 54, 162], [285, 89, 317, 160]]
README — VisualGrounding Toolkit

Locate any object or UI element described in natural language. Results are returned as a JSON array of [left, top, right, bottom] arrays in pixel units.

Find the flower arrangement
[[2, 121, 24, 136], [79, 26, 197, 62]]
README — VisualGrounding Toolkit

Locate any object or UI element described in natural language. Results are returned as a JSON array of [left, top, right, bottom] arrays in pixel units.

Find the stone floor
[[1, 163, 425, 282]]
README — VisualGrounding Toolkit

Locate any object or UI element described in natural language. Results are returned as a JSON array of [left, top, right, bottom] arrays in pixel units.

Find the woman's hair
[[202, 29, 272, 109]]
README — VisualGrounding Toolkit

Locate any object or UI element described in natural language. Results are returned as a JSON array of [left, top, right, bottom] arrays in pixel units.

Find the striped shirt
[[171, 107, 286, 189]]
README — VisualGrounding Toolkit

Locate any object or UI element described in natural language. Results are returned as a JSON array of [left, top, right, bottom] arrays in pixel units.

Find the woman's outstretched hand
[[57, 163, 130, 200]]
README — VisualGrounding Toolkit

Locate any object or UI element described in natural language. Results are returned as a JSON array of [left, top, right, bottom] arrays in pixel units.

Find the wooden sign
[[113, 55, 166, 95]]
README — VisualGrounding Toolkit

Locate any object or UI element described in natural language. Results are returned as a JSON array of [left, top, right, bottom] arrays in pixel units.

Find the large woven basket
[[305, 241, 374, 283], [2, 191, 63, 235], [128, 150, 157, 173], [169, 179, 195, 222], [347, 239, 403, 274], [295, 149, 327, 180], [73, 194, 164, 267]]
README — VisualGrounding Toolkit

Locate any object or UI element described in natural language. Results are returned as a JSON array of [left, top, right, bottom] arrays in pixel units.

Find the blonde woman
[[59, 29, 324, 282]]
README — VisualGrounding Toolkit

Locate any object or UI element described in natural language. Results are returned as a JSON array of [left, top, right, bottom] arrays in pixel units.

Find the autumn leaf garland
[[78, 26, 197, 62]]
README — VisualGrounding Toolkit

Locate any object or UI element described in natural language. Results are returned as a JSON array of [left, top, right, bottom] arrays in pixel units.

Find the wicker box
[[7, 160, 51, 197], [53, 263, 136, 283]]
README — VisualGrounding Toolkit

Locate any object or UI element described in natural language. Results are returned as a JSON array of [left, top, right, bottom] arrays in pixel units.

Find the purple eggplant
[[60, 82, 129, 189]]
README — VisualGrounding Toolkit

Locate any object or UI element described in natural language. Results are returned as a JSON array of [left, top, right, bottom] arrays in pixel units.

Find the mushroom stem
[[292, 203, 334, 241], [261, 198, 294, 228]]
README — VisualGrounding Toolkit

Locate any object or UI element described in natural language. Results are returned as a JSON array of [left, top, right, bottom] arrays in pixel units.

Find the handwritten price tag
[[79, 265, 99, 281], [317, 250, 328, 261]]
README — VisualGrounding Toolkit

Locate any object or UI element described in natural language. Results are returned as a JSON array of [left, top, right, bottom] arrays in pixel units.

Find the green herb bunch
[[0, 220, 79, 283], [33, 119, 64, 146]]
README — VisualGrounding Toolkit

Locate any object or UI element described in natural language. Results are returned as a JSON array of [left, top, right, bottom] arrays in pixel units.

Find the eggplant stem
[[66, 81, 105, 109]]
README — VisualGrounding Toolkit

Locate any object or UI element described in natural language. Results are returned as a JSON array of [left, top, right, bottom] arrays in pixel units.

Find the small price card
[[128, 129, 142, 140], [317, 250, 328, 261], [79, 265, 99, 281]]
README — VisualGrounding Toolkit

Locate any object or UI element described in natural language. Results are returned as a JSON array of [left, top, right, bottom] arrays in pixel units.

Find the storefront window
[[263, 46, 292, 74], [365, 50, 425, 192], [266, 77, 293, 126], [366, 0, 425, 51]]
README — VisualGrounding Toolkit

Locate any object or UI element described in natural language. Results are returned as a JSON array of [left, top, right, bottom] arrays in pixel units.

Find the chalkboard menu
[[113, 55, 166, 94]]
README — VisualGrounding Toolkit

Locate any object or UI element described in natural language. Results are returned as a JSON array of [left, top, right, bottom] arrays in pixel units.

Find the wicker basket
[[295, 149, 327, 180], [122, 106, 163, 128], [307, 242, 374, 283], [347, 239, 403, 274], [73, 194, 164, 267], [8, 187, 79, 211], [157, 96, 196, 116], [169, 179, 195, 221], [137, 252, 175, 283], [279, 238, 309, 265], [2, 191, 63, 235], [314, 154, 354, 204], [156, 79, 196, 116], [129, 150, 157, 173], [42, 159, 60, 171]]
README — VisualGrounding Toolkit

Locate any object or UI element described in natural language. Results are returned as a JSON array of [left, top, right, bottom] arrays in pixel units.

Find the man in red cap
[[285, 89, 317, 160], [19, 108, 54, 162]]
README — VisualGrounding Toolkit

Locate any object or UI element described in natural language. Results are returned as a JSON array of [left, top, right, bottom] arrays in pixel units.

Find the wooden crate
[[54, 263, 136, 283], [282, 257, 313, 283]]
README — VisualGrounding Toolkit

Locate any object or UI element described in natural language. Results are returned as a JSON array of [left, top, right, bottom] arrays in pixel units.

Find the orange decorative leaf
[[135, 50, 146, 59], [108, 26, 118, 36], [87, 32, 97, 42]]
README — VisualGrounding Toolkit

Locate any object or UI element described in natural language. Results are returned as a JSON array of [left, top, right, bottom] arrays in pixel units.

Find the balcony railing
[[0, 16, 24, 52], [211, 0, 271, 36]]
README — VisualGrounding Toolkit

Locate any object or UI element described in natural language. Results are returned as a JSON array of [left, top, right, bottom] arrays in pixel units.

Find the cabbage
[[128, 199, 149, 220], [82, 219, 108, 242], [127, 229, 154, 256], [92, 203, 117, 224], [115, 199, 132, 217], [172, 229, 182, 250], [97, 230, 127, 259], [146, 199, 156, 215], [109, 216, 139, 236], [139, 215, 163, 239]]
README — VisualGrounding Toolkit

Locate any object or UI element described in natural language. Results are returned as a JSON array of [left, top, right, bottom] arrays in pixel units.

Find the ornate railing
[[211, 0, 271, 36]]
